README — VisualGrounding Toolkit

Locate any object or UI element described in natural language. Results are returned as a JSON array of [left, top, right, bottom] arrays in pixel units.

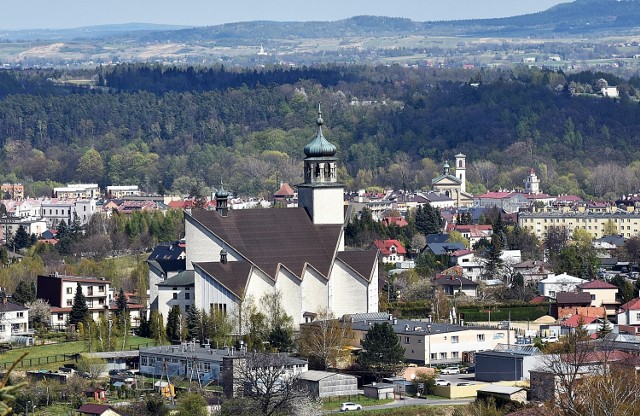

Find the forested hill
[[139, 0, 640, 44], [1, 65, 640, 200]]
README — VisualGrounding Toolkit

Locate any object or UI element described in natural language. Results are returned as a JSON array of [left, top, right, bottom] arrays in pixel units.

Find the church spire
[[215, 179, 230, 217], [303, 105, 337, 158]]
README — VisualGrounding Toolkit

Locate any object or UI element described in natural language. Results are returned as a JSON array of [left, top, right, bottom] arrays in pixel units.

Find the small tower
[[455, 153, 466, 194], [215, 180, 230, 217], [443, 161, 451, 176], [524, 168, 541, 195], [297, 105, 344, 227]]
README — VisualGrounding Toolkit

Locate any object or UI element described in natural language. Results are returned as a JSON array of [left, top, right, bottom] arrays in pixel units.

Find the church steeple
[[215, 180, 230, 217], [297, 105, 345, 230]]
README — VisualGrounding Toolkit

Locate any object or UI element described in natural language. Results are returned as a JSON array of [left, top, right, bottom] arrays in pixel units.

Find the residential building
[[40, 199, 74, 227], [576, 280, 619, 317], [346, 313, 516, 366], [182, 111, 379, 329], [617, 298, 640, 335], [519, 210, 640, 239], [0, 217, 47, 243], [432, 274, 478, 297], [0, 297, 30, 343], [553, 292, 605, 320], [273, 182, 296, 205], [1, 183, 24, 199], [106, 186, 141, 199], [374, 239, 407, 264], [448, 250, 484, 281], [37, 274, 111, 328], [560, 315, 601, 336], [538, 273, 587, 299], [53, 184, 101, 199], [452, 224, 492, 246], [513, 260, 554, 285], [473, 191, 530, 214]]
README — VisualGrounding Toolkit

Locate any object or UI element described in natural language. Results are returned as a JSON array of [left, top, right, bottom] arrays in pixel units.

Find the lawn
[[322, 395, 394, 410], [0, 336, 154, 371], [339, 405, 458, 415]]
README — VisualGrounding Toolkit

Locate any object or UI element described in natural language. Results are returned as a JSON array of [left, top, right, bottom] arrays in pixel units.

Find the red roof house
[[373, 239, 407, 264]]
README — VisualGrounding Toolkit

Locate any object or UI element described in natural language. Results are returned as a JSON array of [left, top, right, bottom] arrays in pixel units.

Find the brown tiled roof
[[274, 182, 295, 197], [556, 292, 592, 305], [336, 250, 378, 281], [77, 404, 119, 415], [194, 262, 253, 298], [0, 301, 28, 312], [190, 209, 341, 279], [578, 280, 617, 290]]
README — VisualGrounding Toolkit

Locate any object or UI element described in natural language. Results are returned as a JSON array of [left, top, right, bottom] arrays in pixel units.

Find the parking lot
[[435, 373, 477, 386]]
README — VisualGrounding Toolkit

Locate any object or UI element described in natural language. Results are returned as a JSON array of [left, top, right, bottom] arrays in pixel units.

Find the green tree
[[76, 148, 105, 184], [115, 288, 127, 322], [0, 247, 8, 267], [149, 310, 166, 344], [12, 281, 36, 304], [597, 317, 613, 339], [186, 306, 202, 341], [166, 305, 183, 341], [358, 322, 405, 381], [69, 282, 89, 326], [482, 233, 504, 280], [176, 393, 208, 416], [11, 225, 32, 250]]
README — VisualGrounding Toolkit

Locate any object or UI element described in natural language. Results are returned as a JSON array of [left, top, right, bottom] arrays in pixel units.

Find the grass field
[[0, 336, 154, 371]]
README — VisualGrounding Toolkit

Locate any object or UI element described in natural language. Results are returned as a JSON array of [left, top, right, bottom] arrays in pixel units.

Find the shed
[[475, 345, 541, 382], [363, 382, 395, 400], [296, 370, 358, 398], [477, 385, 527, 405]]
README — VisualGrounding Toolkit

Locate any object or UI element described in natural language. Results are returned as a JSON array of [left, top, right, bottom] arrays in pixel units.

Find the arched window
[[458, 160, 463, 168]]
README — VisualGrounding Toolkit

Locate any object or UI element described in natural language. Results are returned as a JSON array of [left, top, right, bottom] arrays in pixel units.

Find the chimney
[[220, 249, 228, 264]]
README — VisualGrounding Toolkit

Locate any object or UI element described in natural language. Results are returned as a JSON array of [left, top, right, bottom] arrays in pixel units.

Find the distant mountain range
[[3, 0, 640, 44]]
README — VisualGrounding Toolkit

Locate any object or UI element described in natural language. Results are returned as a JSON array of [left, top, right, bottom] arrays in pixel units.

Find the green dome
[[303, 107, 337, 158], [215, 181, 230, 199]]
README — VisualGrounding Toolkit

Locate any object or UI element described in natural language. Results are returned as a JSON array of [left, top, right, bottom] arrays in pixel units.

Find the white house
[[37, 274, 112, 328], [617, 298, 640, 335], [449, 250, 484, 281], [0, 298, 30, 342], [156, 271, 194, 319], [180, 110, 379, 330], [538, 273, 587, 299]]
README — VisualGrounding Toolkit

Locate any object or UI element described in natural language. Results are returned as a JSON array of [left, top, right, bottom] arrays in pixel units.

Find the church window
[[314, 164, 320, 178]]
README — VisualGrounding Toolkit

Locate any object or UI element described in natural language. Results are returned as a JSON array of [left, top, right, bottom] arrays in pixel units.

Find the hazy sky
[[1, 0, 573, 30]]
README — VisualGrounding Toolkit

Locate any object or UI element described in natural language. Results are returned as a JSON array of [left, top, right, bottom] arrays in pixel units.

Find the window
[[98, 298, 104, 305], [98, 286, 104, 292], [636, 312, 640, 320], [404, 337, 410, 344], [549, 291, 556, 297], [451, 336, 459, 343], [16, 312, 23, 318], [66, 300, 72, 306], [418, 339, 423, 343], [452, 352, 459, 358], [58, 313, 64, 321], [185, 293, 190, 300], [211, 303, 227, 316], [204, 362, 211, 372], [140, 356, 148, 366], [591, 294, 596, 300], [477, 334, 485, 342], [172, 293, 178, 300], [67, 287, 73, 294], [430, 353, 437, 360], [0, 325, 4, 332], [439, 352, 447, 359], [148, 357, 155, 365]]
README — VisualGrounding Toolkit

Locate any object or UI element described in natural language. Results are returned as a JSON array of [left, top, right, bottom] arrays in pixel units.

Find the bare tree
[[469, 160, 498, 189], [233, 352, 309, 416], [299, 309, 352, 370]]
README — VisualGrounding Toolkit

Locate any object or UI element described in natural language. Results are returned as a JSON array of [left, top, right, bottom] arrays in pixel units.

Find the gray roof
[[364, 383, 395, 389], [425, 242, 466, 256], [351, 319, 468, 336], [140, 344, 307, 366], [477, 385, 524, 395], [157, 270, 195, 287], [0, 300, 28, 312], [346, 312, 392, 323], [86, 351, 140, 359], [298, 370, 355, 382]]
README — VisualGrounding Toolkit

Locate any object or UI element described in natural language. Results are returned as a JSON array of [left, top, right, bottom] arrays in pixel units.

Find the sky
[[1, 0, 573, 31]]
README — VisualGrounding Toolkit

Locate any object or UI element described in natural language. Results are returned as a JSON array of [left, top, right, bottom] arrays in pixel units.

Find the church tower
[[297, 106, 345, 227], [524, 168, 541, 194], [455, 153, 466, 194]]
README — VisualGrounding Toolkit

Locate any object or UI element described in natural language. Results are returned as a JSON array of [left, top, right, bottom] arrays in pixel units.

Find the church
[[431, 153, 473, 207], [180, 109, 379, 330]]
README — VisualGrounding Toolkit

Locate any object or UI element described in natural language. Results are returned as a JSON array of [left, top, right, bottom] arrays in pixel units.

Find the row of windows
[[430, 351, 460, 360], [0, 312, 23, 319], [402, 334, 485, 344], [66, 285, 105, 294], [140, 356, 213, 372]]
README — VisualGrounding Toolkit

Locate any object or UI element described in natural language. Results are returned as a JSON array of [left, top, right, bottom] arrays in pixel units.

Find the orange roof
[[274, 182, 295, 197], [578, 280, 617, 290], [563, 314, 598, 328], [382, 217, 409, 227]]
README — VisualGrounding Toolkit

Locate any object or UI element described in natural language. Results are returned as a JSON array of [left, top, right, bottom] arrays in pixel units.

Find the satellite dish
[[410, 373, 416, 380]]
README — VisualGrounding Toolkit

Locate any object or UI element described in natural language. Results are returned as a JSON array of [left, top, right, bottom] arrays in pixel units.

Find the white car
[[435, 379, 451, 386], [340, 402, 362, 412], [542, 336, 559, 343], [440, 366, 460, 375]]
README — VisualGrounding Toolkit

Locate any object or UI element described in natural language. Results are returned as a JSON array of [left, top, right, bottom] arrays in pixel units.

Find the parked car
[[435, 379, 451, 386], [541, 336, 559, 343], [457, 382, 472, 386], [440, 366, 460, 375], [461, 366, 475, 374], [340, 402, 362, 412]]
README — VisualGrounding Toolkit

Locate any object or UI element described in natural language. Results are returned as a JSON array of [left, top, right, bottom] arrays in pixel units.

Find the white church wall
[[194, 267, 239, 318], [275, 268, 304, 327], [329, 261, 369, 317], [185, 214, 241, 270], [300, 267, 330, 318]]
